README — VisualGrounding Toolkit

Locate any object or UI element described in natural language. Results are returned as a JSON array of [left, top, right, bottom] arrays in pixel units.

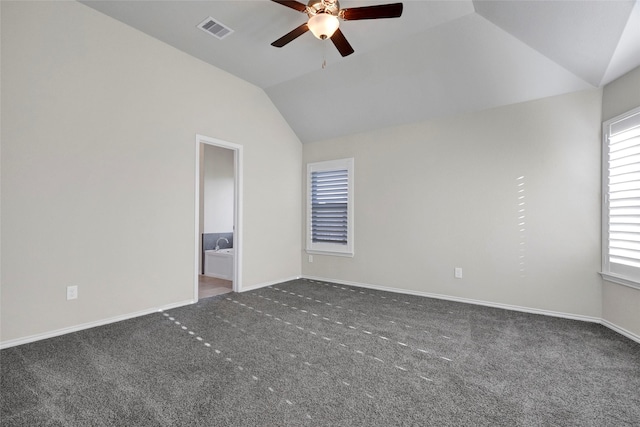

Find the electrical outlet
[[454, 268, 463, 279], [308, 254, 314, 263], [67, 285, 78, 300]]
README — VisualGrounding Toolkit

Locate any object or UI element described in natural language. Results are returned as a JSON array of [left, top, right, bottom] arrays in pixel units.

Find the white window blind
[[307, 158, 354, 256], [602, 106, 640, 288], [311, 169, 349, 244]]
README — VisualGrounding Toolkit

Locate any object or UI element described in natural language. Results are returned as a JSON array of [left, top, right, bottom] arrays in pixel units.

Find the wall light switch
[[454, 268, 463, 279], [308, 255, 313, 263], [67, 285, 78, 300]]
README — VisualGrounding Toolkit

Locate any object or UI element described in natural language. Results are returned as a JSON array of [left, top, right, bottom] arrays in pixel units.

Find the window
[[307, 158, 354, 256], [602, 106, 640, 289]]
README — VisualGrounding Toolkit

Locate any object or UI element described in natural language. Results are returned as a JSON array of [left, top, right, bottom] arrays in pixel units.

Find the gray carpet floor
[[2, 278, 639, 426]]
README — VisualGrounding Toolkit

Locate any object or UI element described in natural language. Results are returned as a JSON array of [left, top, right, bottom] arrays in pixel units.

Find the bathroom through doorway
[[195, 135, 243, 300]]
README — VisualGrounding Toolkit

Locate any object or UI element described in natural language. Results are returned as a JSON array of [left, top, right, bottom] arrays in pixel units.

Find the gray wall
[[0, 1, 302, 345], [203, 144, 235, 234], [602, 66, 640, 338], [2, 0, 636, 346], [303, 89, 603, 318]]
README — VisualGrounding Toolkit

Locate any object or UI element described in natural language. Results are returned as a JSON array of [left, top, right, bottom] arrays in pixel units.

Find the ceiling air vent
[[197, 17, 234, 40]]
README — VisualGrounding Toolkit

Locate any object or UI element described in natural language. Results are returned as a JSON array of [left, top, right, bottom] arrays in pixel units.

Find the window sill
[[600, 272, 640, 290], [306, 250, 354, 258]]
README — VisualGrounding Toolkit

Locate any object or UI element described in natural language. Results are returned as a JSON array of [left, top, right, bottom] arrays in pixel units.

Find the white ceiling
[[81, 0, 640, 143]]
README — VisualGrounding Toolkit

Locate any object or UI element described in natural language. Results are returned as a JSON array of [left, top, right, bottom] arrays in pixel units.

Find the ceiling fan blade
[[271, 23, 310, 47], [341, 3, 403, 20], [271, 0, 308, 13], [330, 28, 355, 57]]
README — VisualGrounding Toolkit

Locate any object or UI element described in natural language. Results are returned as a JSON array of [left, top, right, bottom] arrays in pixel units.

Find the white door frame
[[195, 134, 243, 300]]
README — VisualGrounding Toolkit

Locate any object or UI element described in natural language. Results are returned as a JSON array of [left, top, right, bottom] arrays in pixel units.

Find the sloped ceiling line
[[80, 0, 640, 143]]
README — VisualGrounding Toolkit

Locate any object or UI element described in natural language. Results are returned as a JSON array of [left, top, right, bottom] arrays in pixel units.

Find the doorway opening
[[195, 135, 242, 301]]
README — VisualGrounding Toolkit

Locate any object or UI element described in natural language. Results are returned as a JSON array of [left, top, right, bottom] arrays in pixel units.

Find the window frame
[[601, 106, 640, 290], [306, 158, 354, 257]]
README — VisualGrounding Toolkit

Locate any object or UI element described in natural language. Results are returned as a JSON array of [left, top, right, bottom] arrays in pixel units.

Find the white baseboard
[[302, 275, 601, 323], [303, 276, 602, 323], [303, 275, 640, 344], [240, 276, 301, 293], [600, 319, 640, 344], [5, 276, 638, 349], [0, 299, 195, 350], [0, 275, 301, 349]]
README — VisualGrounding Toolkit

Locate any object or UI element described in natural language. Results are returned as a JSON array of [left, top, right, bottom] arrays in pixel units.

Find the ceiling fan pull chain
[[322, 42, 327, 69]]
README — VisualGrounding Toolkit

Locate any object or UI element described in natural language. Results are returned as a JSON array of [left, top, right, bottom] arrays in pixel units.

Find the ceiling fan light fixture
[[308, 12, 339, 40]]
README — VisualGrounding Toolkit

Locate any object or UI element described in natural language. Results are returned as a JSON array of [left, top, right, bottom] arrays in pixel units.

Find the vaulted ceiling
[[81, 0, 640, 143]]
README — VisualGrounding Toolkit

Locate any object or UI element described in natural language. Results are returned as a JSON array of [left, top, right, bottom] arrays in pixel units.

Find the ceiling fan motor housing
[[306, 0, 340, 17], [271, 0, 403, 57]]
